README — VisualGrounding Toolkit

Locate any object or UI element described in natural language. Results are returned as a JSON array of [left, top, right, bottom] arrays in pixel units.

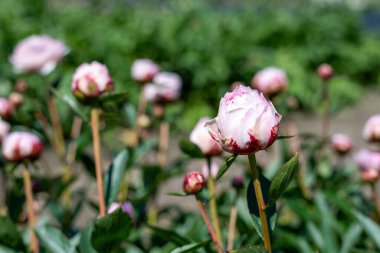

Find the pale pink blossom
[[201, 160, 219, 179], [107, 202, 135, 220], [190, 117, 223, 156], [131, 59, 159, 83], [10, 35, 68, 75], [183, 171, 205, 195], [0, 98, 13, 119], [331, 134, 352, 155], [206, 85, 281, 154], [71, 61, 113, 98], [317, 63, 334, 80], [251, 67, 287, 96], [2, 132, 44, 161], [354, 149, 380, 182], [0, 120, 10, 141], [363, 115, 380, 143], [143, 72, 182, 103]]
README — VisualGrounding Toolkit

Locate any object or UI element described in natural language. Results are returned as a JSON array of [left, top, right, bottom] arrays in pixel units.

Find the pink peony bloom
[[183, 171, 206, 195], [2, 132, 44, 162], [143, 72, 182, 103], [0, 120, 10, 141], [71, 61, 113, 98], [190, 117, 223, 156], [0, 98, 14, 119], [206, 85, 281, 155], [363, 115, 380, 143], [317, 63, 334, 80], [10, 35, 68, 75], [331, 134, 352, 155], [354, 149, 380, 182], [251, 67, 288, 97], [201, 160, 220, 179], [131, 59, 160, 83]]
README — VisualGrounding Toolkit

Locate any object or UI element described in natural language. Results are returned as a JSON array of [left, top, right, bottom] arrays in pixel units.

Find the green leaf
[[35, 226, 77, 253], [340, 223, 362, 253], [99, 92, 128, 105], [306, 222, 323, 249], [170, 240, 211, 253], [104, 149, 129, 206], [147, 225, 191, 246], [128, 139, 157, 168], [166, 192, 188, 197], [0, 216, 25, 251], [91, 208, 132, 252], [0, 245, 20, 253], [352, 210, 380, 249], [230, 245, 267, 253], [277, 135, 294, 140], [52, 90, 89, 121], [178, 139, 204, 158], [267, 154, 298, 207], [216, 154, 238, 180], [78, 225, 97, 253]]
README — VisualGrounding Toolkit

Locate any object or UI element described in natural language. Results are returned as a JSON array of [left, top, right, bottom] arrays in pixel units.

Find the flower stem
[[227, 205, 238, 251], [195, 196, 223, 253], [321, 79, 330, 143], [207, 157, 222, 248], [371, 182, 380, 221], [248, 153, 272, 253], [23, 165, 39, 253], [47, 97, 65, 158], [158, 121, 169, 167], [91, 108, 106, 217]]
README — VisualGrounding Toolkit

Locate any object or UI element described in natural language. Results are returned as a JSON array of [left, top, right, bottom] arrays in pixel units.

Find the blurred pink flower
[[71, 61, 113, 98], [10, 35, 68, 75], [354, 149, 380, 182], [251, 67, 288, 97], [201, 160, 220, 179], [0, 120, 10, 141], [9, 92, 23, 108], [331, 134, 352, 155], [143, 72, 182, 103], [2, 132, 44, 162], [317, 63, 334, 80], [131, 59, 160, 83], [206, 85, 281, 155], [107, 202, 135, 220], [0, 98, 14, 119], [190, 117, 223, 156], [183, 171, 205, 195], [363, 115, 380, 143]]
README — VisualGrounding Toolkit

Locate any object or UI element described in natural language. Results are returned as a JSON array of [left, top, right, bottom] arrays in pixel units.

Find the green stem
[[321, 79, 330, 143], [248, 153, 272, 253]]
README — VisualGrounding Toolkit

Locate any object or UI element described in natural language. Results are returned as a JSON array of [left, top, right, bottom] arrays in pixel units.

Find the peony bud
[[201, 160, 219, 179], [0, 98, 14, 119], [231, 176, 245, 190], [71, 61, 113, 98], [363, 115, 380, 143], [251, 67, 288, 97], [131, 59, 160, 83], [107, 202, 135, 220], [143, 72, 182, 103], [10, 35, 68, 75], [354, 149, 380, 182], [317, 63, 333, 80], [183, 171, 206, 195], [9, 92, 23, 108], [2, 132, 44, 162], [136, 114, 151, 129], [206, 85, 281, 155], [190, 117, 223, 156], [15, 80, 27, 93], [0, 119, 10, 141], [331, 134, 352, 155]]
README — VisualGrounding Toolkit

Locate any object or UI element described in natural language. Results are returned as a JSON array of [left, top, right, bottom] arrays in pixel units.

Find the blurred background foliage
[[1, 0, 380, 130]]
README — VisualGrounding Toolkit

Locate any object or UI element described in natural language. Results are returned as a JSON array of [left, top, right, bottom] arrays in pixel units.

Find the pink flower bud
[[363, 115, 380, 143], [201, 160, 219, 179], [183, 171, 206, 195], [251, 67, 288, 97], [143, 72, 182, 103], [2, 132, 44, 162], [107, 202, 135, 220], [10, 35, 68, 75], [317, 63, 334, 80], [71, 61, 113, 98], [206, 85, 281, 155], [231, 176, 245, 190], [0, 120, 10, 141], [354, 149, 380, 182], [9, 92, 23, 108], [331, 134, 352, 155], [0, 98, 14, 119], [131, 59, 160, 83], [190, 117, 223, 156]]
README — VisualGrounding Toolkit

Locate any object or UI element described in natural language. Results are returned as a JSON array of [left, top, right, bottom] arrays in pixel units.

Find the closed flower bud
[[354, 149, 380, 182], [2, 132, 44, 162], [251, 67, 288, 97], [331, 134, 352, 155], [206, 85, 281, 155], [71, 61, 113, 98], [231, 176, 245, 190], [183, 171, 206, 195], [143, 72, 182, 103], [107, 202, 135, 220], [190, 117, 223, 156], [136, 114, 151, 129], [10, 35, 68, 75], [0, 120, 10, 141], [317, 63, 334, 80], [131, 59, 160, 83], [363, 115, 380, 143], [9, 92, 23, 108], [15, 80, 27, 93], [0, 98, 14, 119], [201, 160, 219, 179]]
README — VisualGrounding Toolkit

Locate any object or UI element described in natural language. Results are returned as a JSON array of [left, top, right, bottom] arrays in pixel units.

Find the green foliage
[[0, 217, 25, 251]]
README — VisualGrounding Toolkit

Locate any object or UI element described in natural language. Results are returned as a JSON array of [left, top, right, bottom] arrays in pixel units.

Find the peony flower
[[317, 63, 334, 80], [143, 72, 182, 103], [354, 149, 380, 182], [2, 132, 44, 162], [331, 134, 352, 155], [107, 202, 135, 220], [71, 61, 113, 98], [201, 160, 219, 179], [190, 117, 223, 156], [10, 35, 68, 75], [206, 85, 281, 155], [363, 115, 380, 143], [251, 67, 288, 97], [0, 119, 10, 141], [131, 59, 160, 83], [183, 171, 206, 195], [0, 98, 14, 119]]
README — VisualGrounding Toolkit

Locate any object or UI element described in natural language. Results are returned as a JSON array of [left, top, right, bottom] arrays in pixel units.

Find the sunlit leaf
[[179, 139, 204, 158], [216, 154, 238, 180], [170, 240, 210, 253]]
